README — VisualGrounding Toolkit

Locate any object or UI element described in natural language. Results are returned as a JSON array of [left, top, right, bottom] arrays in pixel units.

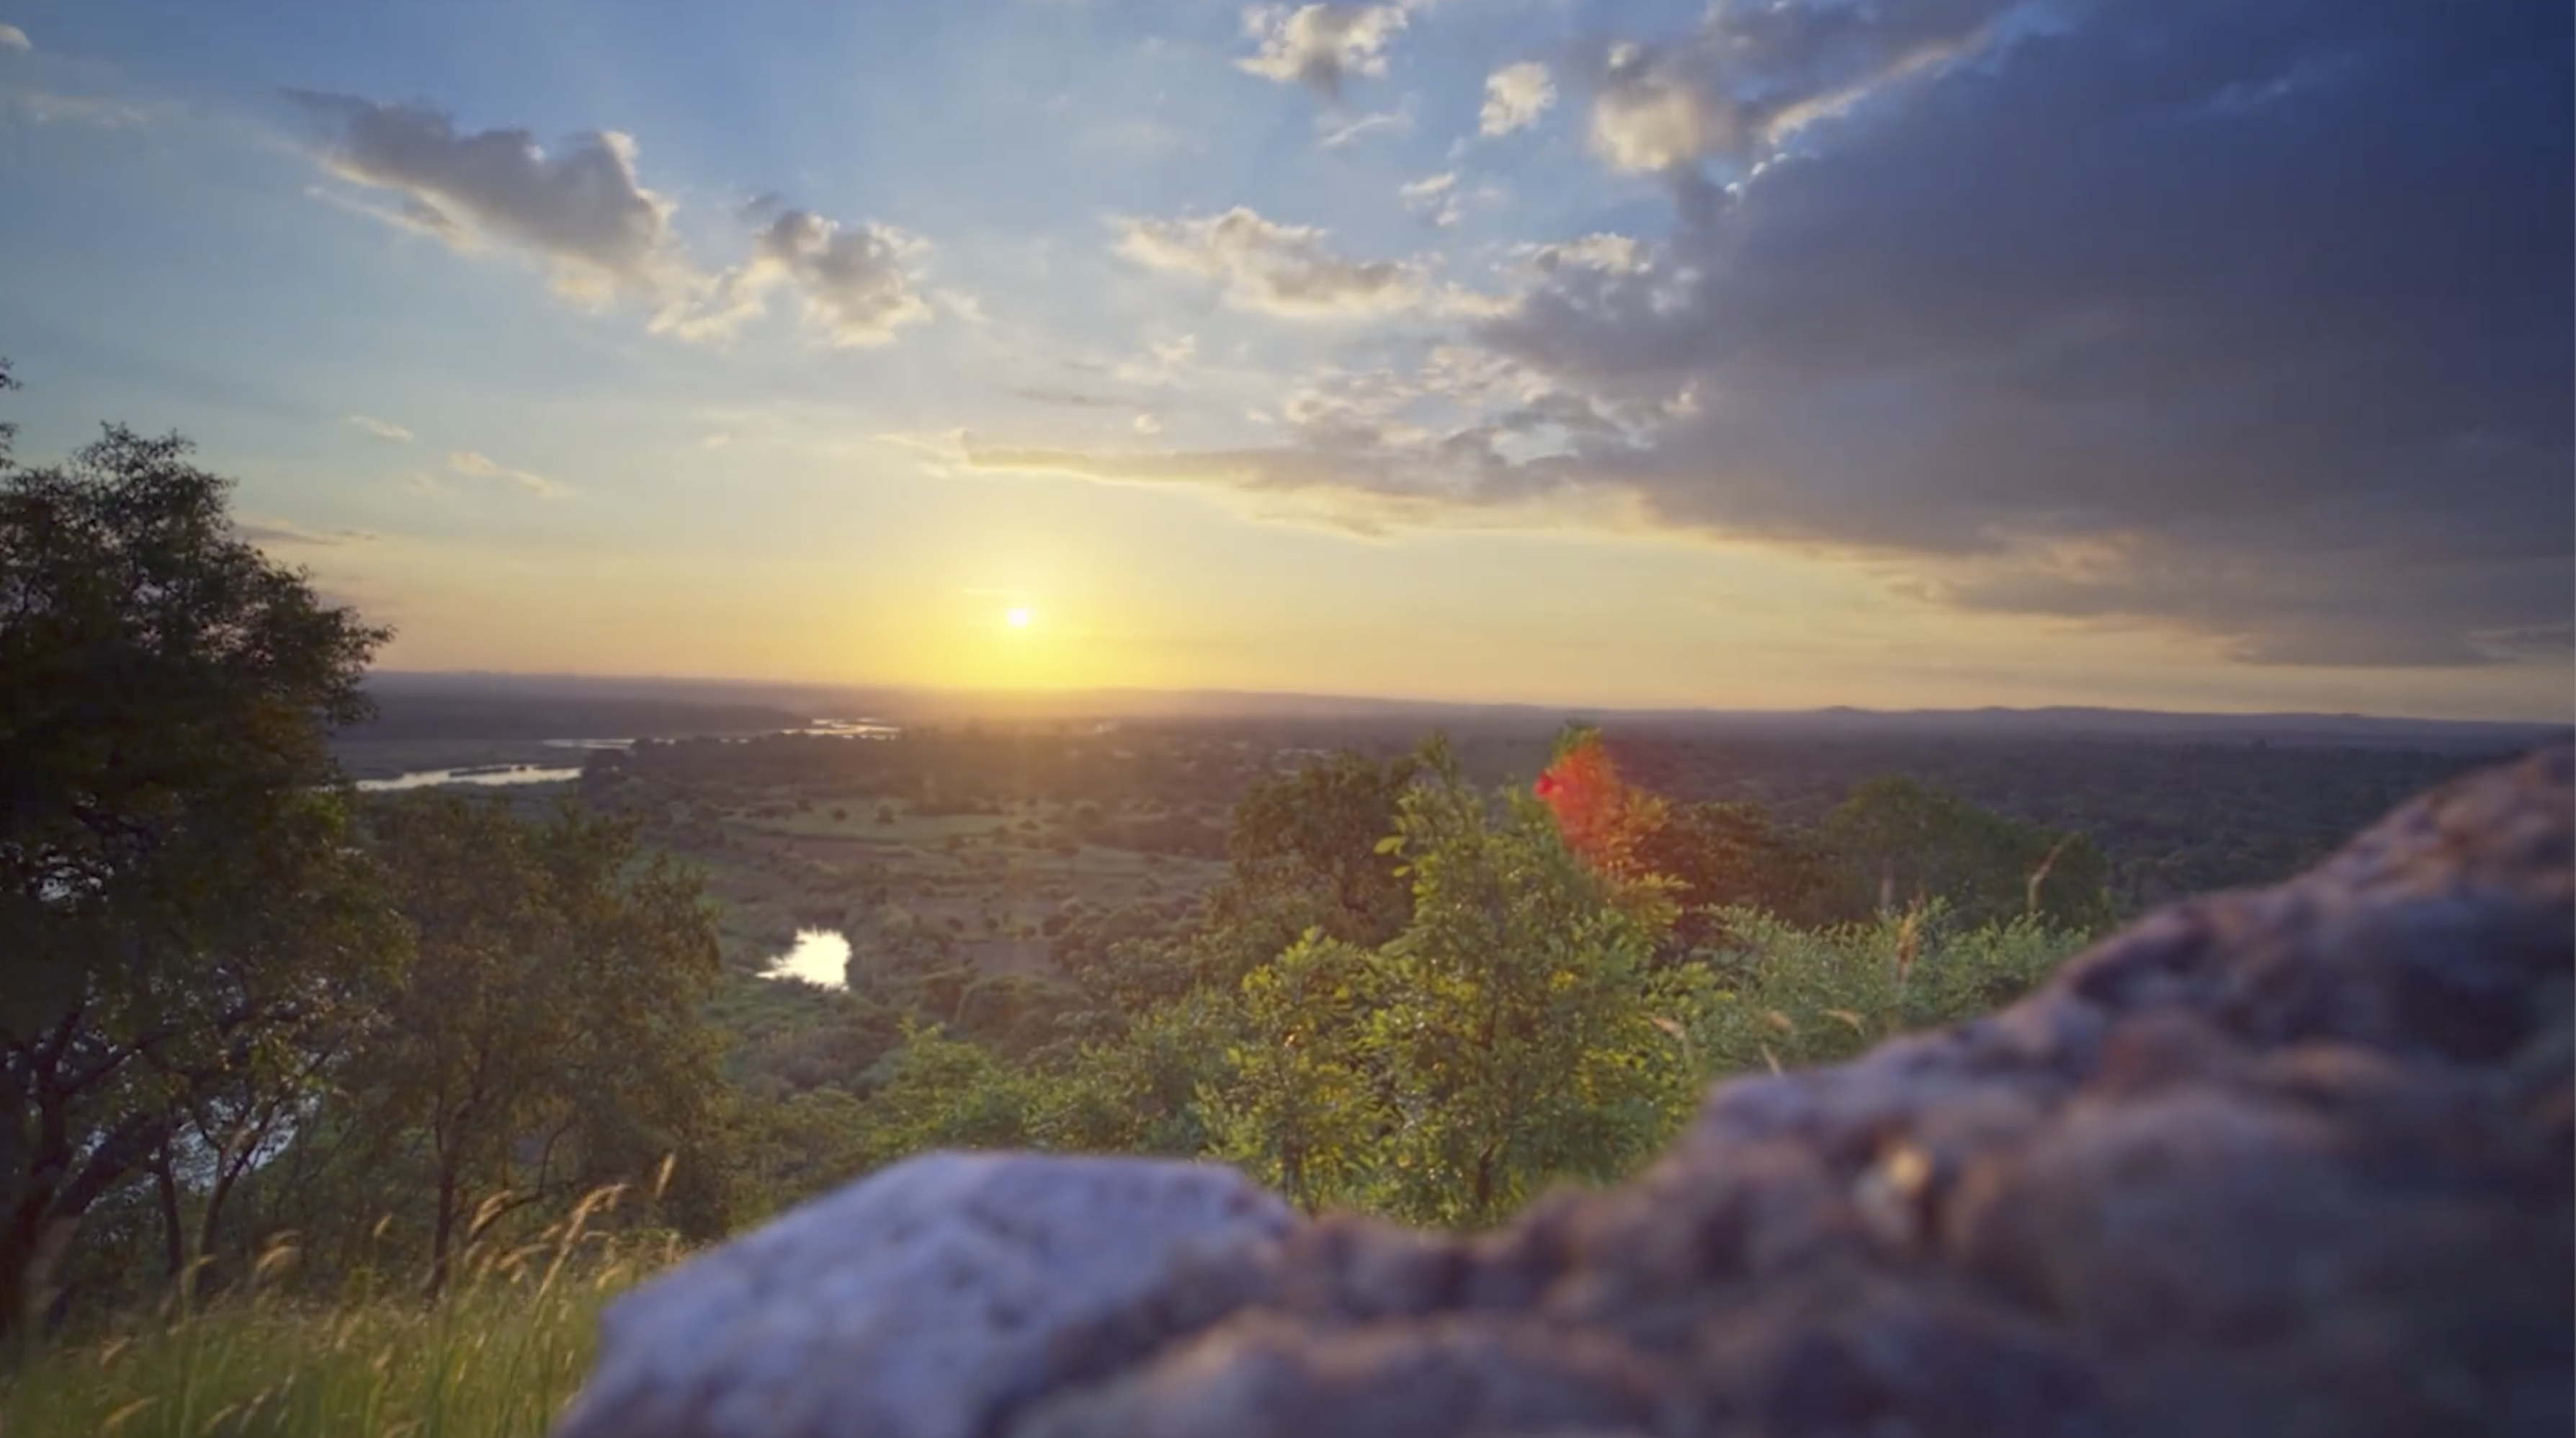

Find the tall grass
[[0, 1190, 675, 1438], [1699, 900, 2090, 1073]]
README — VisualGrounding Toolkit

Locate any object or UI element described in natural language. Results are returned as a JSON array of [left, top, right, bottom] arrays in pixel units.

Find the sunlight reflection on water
[[355, 765, 585, 791], [766, 929, 850, 988]]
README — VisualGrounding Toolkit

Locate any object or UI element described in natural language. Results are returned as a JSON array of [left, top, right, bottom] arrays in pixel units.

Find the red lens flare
[[1534, 733, 1654, 877]]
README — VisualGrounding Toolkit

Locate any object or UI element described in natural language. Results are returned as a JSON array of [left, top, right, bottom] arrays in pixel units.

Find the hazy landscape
[[3, 0, 2569, 1432]]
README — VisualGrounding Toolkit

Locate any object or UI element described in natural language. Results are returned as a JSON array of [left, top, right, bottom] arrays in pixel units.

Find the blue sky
[[1, 0, 2567, 719]]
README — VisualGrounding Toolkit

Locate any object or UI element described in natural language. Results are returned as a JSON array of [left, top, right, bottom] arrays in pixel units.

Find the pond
[[765, 929, 850, 988]]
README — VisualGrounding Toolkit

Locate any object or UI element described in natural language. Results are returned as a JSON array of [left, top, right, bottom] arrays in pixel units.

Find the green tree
[[1204, 934, 1385, 1213], [848, 1020, 1039, 1165], [342, 794, 730, 1295], [1823, 776, 2114, 934], [1207, 741, 1712, 1228], [0, 419, 400, 1337], [1209, 749, 1422, 952], [1369, 744, 1708, 1226], [1641, 800, 1859, 946]]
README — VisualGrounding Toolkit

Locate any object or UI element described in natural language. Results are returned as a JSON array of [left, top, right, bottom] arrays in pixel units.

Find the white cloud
[[447, 450, 568, 497], [288, 93, 684, 302], [1479, 61, 1555, 136], [1589, 53, 1727, 174], [1318, 105, 1411, 150], [1397, 171, 1461, 226], [346, 414, 414, 442], [1112, 206, 1494, 320], [1522, 232, 1651, 277], [1134, 413, 1163, 434], [1584, 3, 2016, 174], [0, 24, 29, 51], [1237, 4, 1407, 98]]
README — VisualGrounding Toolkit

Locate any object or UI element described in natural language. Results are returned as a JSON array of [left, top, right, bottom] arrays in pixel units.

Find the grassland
[[1, 1216, 671, 1438]]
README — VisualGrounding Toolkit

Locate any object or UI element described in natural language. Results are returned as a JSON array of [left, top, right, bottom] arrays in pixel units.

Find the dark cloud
[[743, 208, 931, 347], [287, 92, 676, 296], [1472, 0, 2574, 666]]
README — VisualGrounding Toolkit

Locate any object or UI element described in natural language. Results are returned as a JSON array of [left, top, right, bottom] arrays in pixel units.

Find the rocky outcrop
[[558, 743, 2573, 1438]]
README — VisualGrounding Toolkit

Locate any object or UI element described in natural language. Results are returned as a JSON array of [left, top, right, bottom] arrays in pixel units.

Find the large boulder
[[551, 1153, 1292, 1438], [558, 743, 2573, 1438]]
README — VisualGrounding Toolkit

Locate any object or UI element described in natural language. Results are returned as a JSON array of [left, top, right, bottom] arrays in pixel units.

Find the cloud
[[3, 89, 167, 128], [287, 92, 681, 301], [1519, 233, 1650, 277], [1112, 205, 1494, 320], [680, 207, 931, 348], [346, 414, 413, 442], [1112, 335, 1198, 387], [1015, 386, 1128, 408], [957, 357, 1656, 538], [447, 450, 568, 497], [1006, 0, 2570, 670], [1318, 104, 1410, 150], [1466, 0, 2574, 666], [1479, 61, 1554, 136], [1238, 4, 1407, 98], [1397, 171, 1460, 226], [236, 519, 380, 548], [0, 24, 28, 51], [1581, 0, 2013, 174]]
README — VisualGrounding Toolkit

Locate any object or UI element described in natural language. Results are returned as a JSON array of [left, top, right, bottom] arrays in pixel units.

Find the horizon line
[[359, 669, 2575, 731]]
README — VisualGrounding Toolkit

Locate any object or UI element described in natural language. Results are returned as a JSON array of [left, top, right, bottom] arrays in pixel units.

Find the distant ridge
[[359, 671, 2570, 753]]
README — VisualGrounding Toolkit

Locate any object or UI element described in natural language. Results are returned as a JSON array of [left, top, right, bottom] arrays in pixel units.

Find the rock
[[553, 743, 2574, 1438], [551, 1153, 1292, 1438]]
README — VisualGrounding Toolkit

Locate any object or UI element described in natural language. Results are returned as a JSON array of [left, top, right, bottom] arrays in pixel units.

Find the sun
[[1004, 606, 1033, 630]]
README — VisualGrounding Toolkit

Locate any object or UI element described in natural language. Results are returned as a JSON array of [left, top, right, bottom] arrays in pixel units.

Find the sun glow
[[1005, 606, 1037, 631]]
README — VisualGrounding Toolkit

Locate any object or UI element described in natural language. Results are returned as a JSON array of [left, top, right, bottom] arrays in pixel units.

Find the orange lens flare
[[1533, 733, 1660, 879]]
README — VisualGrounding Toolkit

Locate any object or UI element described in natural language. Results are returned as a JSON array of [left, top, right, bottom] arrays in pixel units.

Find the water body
[[360, 718, 903, 790], [356, 764, 586, 792], [766, 929, 851, 988]]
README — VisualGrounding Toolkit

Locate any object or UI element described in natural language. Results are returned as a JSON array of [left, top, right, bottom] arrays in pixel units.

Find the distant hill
[[352, 671, 2570, 753], [347, 674, 813, 742]]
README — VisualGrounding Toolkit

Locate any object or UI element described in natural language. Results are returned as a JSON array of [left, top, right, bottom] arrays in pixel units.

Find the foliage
[[1202, 749, 1423, 955], [1, 421, 399, 1339], [846, 1021, 1039, 1164], [1640, 800, 1859, 946], [1207, 741, 1712, 1226], [250, 795, 731, 1298], [1698, 902, 2090, 1071], [1823, 775, 2115, 934]]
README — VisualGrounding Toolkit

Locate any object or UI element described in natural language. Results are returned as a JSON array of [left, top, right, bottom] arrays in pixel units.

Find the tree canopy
[[1, 419, 398, 1336]]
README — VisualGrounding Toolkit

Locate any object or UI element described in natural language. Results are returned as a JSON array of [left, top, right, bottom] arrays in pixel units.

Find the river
[[354, 719, 903, 791]]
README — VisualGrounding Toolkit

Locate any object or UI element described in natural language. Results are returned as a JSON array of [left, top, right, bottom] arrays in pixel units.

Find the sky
[[0, 0, 2567, 720]]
